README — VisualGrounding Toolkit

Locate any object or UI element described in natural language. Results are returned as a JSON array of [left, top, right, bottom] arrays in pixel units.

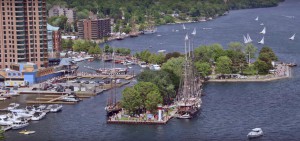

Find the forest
[[47, 0, 284, 32]]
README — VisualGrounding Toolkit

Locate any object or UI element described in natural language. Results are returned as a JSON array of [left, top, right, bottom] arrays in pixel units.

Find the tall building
[[48, 5, 76, 24], [47, 23, 61, 58], [77, 18, 111, 40], [0, 0, 48, 69]]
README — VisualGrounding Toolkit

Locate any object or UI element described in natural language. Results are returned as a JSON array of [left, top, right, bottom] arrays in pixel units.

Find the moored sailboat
[[289, 33, 296, 40]]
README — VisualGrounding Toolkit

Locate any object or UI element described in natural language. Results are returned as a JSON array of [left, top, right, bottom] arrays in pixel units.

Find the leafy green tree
[[244, 43, 258, 59], [215, 56, 232, 74], [145, 91, 162, 113], [258, 46, 278, 62], [161, 57, 185, 79], [0, 129, 4, 140], [225, 50, 247, 73], [121, 87, 142, 115], [165, 52, 181, 61], [194, 62, 211, 77], [254, 60, 269, 74], [228, 42, 244, 52], [133, 82, 160, 112]]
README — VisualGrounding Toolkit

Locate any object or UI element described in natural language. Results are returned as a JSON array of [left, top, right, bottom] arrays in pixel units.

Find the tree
[[228, 42, 244, 52], [165, 52, 181, 61], [258, 46, 278, 62], [254, 60, 269, 74], [161, 57, 185, 79], [215, 56, 232, 74], [121, 87, 142, 115], [145, 91, 162, 113], [225, 50, 247, 73], [194, 62, 211, 77], [244, 43, 258, 59]]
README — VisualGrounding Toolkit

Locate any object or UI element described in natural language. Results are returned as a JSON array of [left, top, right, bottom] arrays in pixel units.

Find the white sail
[[258, 36, 264, 44], [255, 16, 259, 21], [247, 34, 252, 43], [243, 35, 248, 44], [183, 24, 186, 30], [289, 33, 296, 40], [260, 27, 266, 34], [191, 28, 196, 35]]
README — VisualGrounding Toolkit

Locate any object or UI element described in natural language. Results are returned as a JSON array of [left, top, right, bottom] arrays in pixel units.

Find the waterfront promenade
[[207, 63, 291, 82]]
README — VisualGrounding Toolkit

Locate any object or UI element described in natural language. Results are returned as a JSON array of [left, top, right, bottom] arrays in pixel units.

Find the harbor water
[[4, 0, 300, 140]]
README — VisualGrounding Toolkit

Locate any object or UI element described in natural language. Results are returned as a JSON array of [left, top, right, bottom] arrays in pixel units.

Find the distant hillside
[[47, 0, 284, 32]]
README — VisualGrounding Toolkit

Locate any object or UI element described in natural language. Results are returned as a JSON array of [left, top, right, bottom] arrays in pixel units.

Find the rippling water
[[5, 0, 300, 140]]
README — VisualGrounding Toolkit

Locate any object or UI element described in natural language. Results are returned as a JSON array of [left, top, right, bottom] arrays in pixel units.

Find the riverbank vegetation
[[194, 42, 278, 76], [47, 0, 284, 32]]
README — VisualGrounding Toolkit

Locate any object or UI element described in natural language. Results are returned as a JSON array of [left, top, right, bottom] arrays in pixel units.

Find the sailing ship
[[289, 33, 296, 40], [243, 34, 252, 44], [105, 50, 122, 116], [258, 36, 264, 44], [175, 34, 202, 119], [260, 27, 266, 34]]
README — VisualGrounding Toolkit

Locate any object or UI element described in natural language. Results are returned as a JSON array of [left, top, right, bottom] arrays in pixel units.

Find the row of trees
[[62, 39, 102, 55], [194, 42, 278, 75], [103, 45, 131, 55]]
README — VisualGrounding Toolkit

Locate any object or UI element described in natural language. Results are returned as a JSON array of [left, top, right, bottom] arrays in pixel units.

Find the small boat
[[31, 112, 46, 121], [11, 120, 29, 130], [157, 34, 162, 37], [255, 16, 259, 21], [61, 96, 79, 102], [19, 130, 36, 135], [260, 27, 266, 34], [287, 63, 297, 67], [247, 128, 263, 138], [191, 28, 196, 35], [139, 62, 147, 68], [260, 23, 264, 26], [177, 113, 192, 119], [157, 50, 166, 53], [7, 103, 20, 110], [289, 33, 296, 40], [149, 64, 161, 71], [182, 24, 186, 30], [0, 115, 13, 126], [258, 36, 265, 44]]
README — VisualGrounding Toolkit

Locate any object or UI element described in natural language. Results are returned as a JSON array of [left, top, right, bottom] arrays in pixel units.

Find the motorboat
[[61, 96, 79, 102], [247, 128, 263, 138], [149, 64, 161, 71], [19, 130, 36, 135], [157, 50, 166, 53], [31, 112, 46, 121], [177, 113, 192, 119], [123, 60, 134, 65], [10, 110, 34, 119], [7, 103, 20, 110], [0, 114, 13, 126], [49, 104, 63, 112], [139, 62, 147, 68], [11, 119, 29, 130]]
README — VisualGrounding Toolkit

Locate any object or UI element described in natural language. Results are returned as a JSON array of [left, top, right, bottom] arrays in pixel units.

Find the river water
[[5, 0, 300, 140]]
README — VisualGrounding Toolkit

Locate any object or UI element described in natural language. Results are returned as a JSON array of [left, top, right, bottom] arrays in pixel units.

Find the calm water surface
[[5, 0, 300, 140]]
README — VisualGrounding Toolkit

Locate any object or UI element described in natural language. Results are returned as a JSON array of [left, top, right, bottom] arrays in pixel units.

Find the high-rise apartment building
[[0, 0, 48, 69], [77, 18, 111, 40]]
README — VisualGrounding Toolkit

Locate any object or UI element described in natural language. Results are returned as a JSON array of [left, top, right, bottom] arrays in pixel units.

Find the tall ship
[[175, 35, 202, 119], [104, 51, 122, 116]]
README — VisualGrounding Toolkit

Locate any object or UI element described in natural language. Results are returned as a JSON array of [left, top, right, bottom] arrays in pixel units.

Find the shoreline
[[206, 76, 290, 83]]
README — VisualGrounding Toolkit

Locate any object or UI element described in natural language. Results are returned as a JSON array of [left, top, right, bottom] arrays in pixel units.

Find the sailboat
[[289, 33, 296, 40], [258, 36, 264, 44], [182, 24, 186, 30], [243, 35, 248, 44], [175, 35, 202, 119], [243, 34, 252, 44], [260, 27, 266, 34], [247, 34, 252, 43], [255, 16, 259, 21], [191, 28, 196, 35], [105, 49, 122, 116]]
